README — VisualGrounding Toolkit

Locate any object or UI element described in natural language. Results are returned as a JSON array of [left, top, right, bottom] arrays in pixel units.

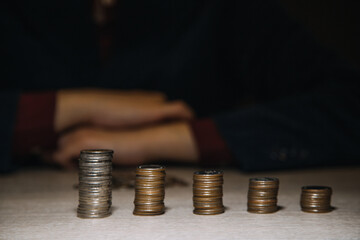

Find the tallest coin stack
[[77, 149, 113, 218]]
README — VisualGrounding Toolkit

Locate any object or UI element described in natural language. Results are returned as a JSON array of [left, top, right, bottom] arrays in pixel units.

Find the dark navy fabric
[[1, 0, 359, 172], [0, 92, 19, 173]]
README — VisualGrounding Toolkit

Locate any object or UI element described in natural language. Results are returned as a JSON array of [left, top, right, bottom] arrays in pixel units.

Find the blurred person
[[1, 0, 359, 173]]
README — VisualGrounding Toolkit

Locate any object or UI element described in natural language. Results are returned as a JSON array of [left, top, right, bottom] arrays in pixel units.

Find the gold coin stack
[[301, 186, 332, 213], [77, 149, 113, 218], [193, 170, 225, 215], [247, 177, 279, 214], [133, 165, 166, 216]]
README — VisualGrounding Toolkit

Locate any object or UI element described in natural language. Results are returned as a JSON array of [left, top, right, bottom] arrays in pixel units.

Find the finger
[[123, 101, 195, 126], [156, 101, 195, 120], [53, 150, 78, 170], [130, 90, 167, 102], [53, 136, 85, 169], [53, 128, 114, 169], [53, 139, 80, 169], [105, 90, 167, 102]]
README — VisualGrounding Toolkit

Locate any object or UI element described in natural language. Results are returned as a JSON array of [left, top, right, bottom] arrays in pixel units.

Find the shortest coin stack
[[77, 149, 113, 218], [193, 170, 225, 215], [133, 165, 166, 216], [301, 186, 332, 213], [247, 177, 279, 214]]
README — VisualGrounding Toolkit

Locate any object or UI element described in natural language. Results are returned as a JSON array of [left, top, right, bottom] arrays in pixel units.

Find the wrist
[[142, 122, 199, 162], [55, 90, 92, 132]]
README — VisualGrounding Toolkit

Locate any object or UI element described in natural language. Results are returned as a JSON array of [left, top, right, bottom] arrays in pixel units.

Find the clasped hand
[[52, 89, 198, 168]]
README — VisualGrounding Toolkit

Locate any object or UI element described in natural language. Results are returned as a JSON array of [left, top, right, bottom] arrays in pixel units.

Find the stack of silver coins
[[247, 177, 279, 214], [77, 149, 113, 218], [193, 170, 225, 215], [301, 186, 332, 213], [133, 165, 166, 216]]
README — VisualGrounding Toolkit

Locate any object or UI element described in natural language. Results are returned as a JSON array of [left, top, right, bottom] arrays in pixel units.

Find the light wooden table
[[1, 167, 359, 240]]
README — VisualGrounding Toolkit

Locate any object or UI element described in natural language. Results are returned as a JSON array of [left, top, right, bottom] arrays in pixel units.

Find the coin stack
[[77, 149, 113, 218], [133, 165, 166, 216], [193, 170, 225, 215], [247, 177, 279, 214], [301, 186, 332, 213]]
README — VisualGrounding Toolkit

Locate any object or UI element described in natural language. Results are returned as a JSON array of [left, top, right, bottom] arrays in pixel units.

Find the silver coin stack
[[77, 149, 113, 218]]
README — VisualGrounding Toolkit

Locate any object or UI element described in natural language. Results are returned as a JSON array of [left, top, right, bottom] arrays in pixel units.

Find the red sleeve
[[13, 91, 57, 156], [190, 118, 233, 167]]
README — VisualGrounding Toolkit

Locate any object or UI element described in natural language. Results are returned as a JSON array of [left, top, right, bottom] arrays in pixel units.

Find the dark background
[[278, 0, 360, 68]]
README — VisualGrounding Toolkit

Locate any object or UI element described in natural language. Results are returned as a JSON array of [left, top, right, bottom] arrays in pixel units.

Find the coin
[[247, 177, 279, 214], [192, 170, 225, 215], [77, 149, 113, 219], [133, 165, 166, 216], [300, 186, 332, 213]]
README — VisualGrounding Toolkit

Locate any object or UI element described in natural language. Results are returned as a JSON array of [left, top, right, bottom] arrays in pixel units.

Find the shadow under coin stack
[[247, 177, 279, 214], [133, 165, 166, 216], [301, 186, 332, 213], [77, 149, 113, 218], [193, 170, 225, 215]]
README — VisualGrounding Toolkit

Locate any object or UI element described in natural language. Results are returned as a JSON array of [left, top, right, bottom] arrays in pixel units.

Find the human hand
[[55, 89, 194, 132], [52, 122, 199, 169]]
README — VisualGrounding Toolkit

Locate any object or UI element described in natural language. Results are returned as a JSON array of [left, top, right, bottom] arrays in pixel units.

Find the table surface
[[1, 166, 360, 240]]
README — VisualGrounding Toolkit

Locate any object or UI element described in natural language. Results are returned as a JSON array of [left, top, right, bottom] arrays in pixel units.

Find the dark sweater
[[1, 0, 359, 172]]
